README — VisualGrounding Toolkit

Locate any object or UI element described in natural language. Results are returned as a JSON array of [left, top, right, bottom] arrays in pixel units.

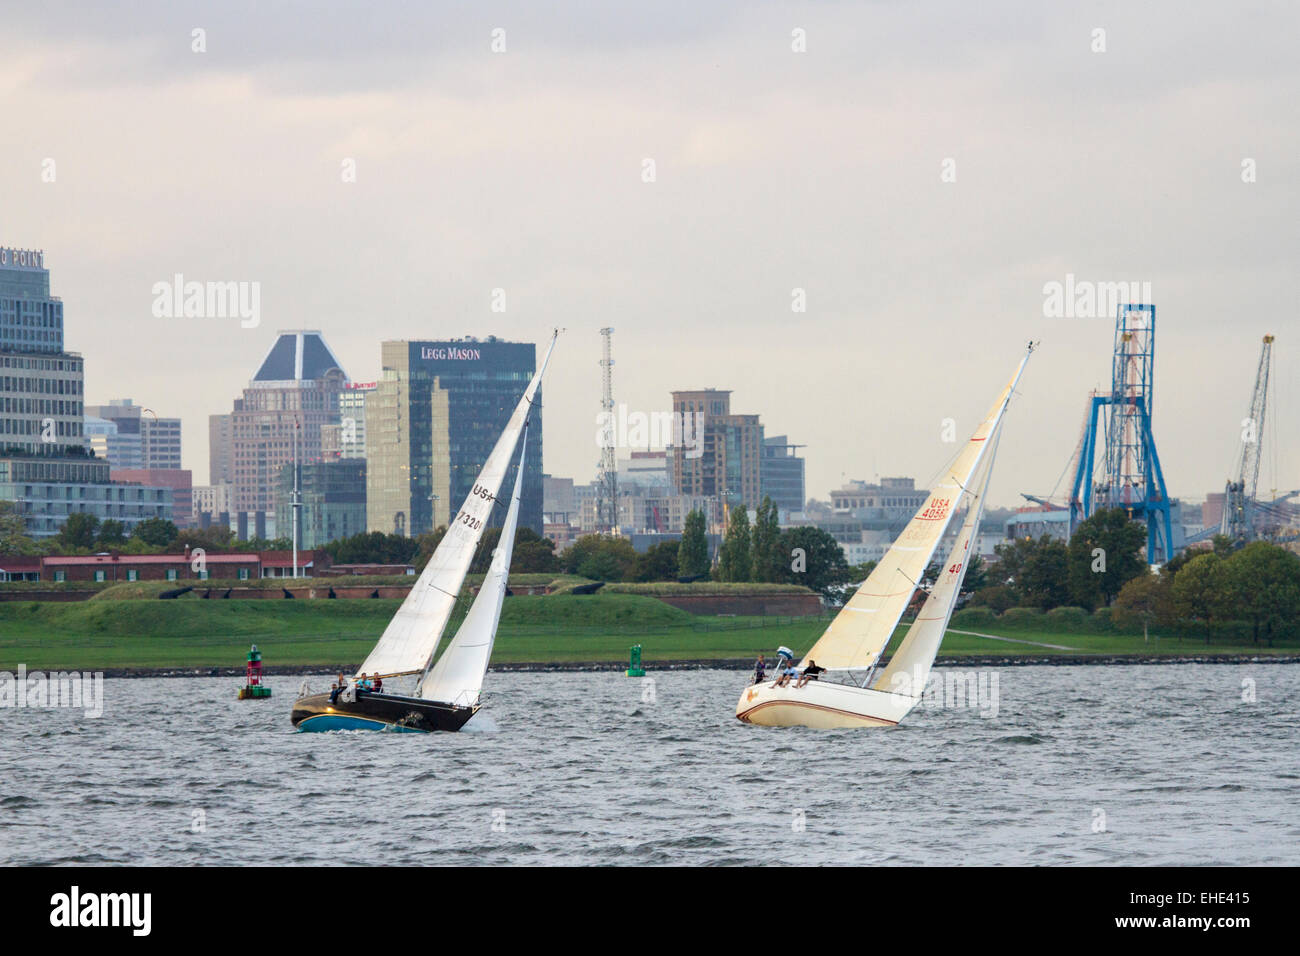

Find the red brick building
[[0, 549, 329, 583]]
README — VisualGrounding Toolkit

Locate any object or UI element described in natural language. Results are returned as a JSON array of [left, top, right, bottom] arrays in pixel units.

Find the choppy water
[[2, 665, 1297, 865]]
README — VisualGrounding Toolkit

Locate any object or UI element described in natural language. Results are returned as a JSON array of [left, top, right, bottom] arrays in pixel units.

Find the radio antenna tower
[[597, 328, 618, 533]]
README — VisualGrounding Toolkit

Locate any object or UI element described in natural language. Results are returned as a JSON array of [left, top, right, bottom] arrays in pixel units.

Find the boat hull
[[291, 690, 477, 733], [735, 679, 919, 729]]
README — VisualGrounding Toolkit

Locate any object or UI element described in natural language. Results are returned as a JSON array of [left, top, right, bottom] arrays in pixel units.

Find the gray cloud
[[3, 1, 1297, 509]]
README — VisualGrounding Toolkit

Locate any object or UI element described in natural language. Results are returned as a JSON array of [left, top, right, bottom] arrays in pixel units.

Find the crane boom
[[1221, 334, 1274, 540]]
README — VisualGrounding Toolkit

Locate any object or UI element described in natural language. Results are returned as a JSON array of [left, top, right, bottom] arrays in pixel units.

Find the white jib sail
[[354, 332, 557, 679], [417, 428, 528, 705], [798, 347, 1032, 673], [872, 420, 1002, 698]]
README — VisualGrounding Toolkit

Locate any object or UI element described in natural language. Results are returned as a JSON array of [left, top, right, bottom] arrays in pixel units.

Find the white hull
[[735, 679, 920, 729]]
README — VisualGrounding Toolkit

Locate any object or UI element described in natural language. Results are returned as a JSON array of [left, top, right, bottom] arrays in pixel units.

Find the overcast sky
[[4, 1, 1297, 510]]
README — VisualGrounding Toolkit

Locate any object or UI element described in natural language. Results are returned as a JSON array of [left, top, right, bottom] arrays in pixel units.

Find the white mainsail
[[872, 422, 1002, 697], [417, 427, 528, 705], [798, 351, 1031, 673], [354, 332, 557, 679]]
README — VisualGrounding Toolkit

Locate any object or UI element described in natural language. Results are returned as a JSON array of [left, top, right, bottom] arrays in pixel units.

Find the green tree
[[511, 528, 561, 573], [94, 519, 127, 549], [634, 539, 680, 582], [560, 534, 637, 581], [677, 510, 710, 579], [963, 553, 988, 592], [1221, 541, 1300, 646], [992, 535, 1070, 609], [323, 530, 418, 565], [470, 527, 503, 574], [969, 585, 1018, 614], [776, 525, 849, 599], [1113, 571, 1174, 641], [1210, 534, 1235, 558], [57, 512, 100, 551], [1067, 508, 1148, 609], [847, 559, 877, 583], [469, 526, 559, 574], [413, 527, 447, 572], [717, 505, 752, 581], [1171, 552, 1227, 644], [0, 501, 36, 554], [173, 525, 235, 552], [750, 496, 781, 582], [132, 517, 179, 549]]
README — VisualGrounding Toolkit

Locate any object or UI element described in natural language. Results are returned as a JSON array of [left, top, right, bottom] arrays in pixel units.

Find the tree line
[[969, 507, 1300, 646], [0, 505, 292, 557]]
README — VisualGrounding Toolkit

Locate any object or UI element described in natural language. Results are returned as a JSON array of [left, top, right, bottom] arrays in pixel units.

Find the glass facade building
[[367, 337, 541, 536], [275, 457, 367, 549], [1, 247, 174, 537], [760, 434, 806, 516]]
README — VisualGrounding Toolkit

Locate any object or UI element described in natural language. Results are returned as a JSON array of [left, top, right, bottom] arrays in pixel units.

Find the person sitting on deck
[[796, 660, 826, 688], [773, 665, 798, 688], [329, 674, 348, 704], [372, 674, 383, 693], [357, 674, 373, 693]]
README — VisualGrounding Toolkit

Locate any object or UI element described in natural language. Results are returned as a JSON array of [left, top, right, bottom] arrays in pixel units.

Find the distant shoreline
[[69, 655, 1300, 679]]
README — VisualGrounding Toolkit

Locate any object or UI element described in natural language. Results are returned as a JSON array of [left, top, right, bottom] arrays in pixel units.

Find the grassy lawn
[[0, 593, 1294, 671]]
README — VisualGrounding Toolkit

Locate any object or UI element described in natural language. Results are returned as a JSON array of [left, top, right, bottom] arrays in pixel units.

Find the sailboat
[[291, 332, 557, 732], [735, 344, 1034, 729]]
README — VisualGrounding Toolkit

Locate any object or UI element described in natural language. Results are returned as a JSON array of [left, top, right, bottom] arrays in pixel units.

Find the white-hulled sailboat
[[736, 344, 1034, 729], [291, 331, 557, 733]]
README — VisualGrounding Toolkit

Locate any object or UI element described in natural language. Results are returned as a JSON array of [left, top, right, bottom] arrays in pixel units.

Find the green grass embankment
[[0, 591, 1296, 671]]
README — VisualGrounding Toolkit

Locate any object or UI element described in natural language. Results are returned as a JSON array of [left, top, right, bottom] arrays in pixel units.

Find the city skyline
[[36, 266, 1300, 513], [3, 2, 1296, 512]]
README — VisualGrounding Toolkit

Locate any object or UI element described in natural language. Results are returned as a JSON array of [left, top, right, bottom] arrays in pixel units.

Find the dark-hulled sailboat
[[290, 332, 557, 732]]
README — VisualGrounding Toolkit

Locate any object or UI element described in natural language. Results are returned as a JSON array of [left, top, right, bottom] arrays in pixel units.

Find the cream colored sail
[[417, 428, 528, 705], [799, 349, 1031, 673], [355, 332, 557, 679], [872, 422, 1001, 697]]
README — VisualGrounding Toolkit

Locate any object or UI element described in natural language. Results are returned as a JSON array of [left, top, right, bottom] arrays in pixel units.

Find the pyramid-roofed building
[[209, 331, 351, 539], [252, 330, 348, 384]]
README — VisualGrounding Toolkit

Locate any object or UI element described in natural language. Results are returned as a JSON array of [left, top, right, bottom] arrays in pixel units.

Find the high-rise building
[[85, 399, 182, 471], [110, 468, 193, 527], [216, 331, 348, 537], [337, 381, 373, 459], [761, 434, 806, 517], [667, 388, 764, 521], [1, 248, 172, 537], [366, 337, 541, 536], [274, 458, 366, 549], [84, 415, 140, 468], [142, 415, 182, 470], [0, 248, 81, 459], [208, 413, 233, 485], [192, 483, 233, 529]]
